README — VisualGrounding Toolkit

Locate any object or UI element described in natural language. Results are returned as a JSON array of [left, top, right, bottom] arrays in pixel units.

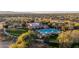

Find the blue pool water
[[37, 28, 60, 35]]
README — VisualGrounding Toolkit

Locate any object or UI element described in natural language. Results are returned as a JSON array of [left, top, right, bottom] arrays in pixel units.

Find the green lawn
[[47, 35, 59, 47], [6, 28, 28, 36], [48, 34, 58, 41]]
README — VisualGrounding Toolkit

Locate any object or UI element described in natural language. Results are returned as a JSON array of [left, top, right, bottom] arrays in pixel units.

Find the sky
[[0, 0, 78, 12]]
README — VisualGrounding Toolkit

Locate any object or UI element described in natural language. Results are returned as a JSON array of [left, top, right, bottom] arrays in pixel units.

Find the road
[[0, 21, 12, 48], [0, 41, 10, 48]]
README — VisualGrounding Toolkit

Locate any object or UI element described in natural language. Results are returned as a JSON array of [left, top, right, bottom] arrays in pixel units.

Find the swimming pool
[[37, 28, 60, 35]]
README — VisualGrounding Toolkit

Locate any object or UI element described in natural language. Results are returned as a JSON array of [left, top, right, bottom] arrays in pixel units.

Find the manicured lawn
[[47, 35, 59, 47], [48, 34, 58, 41], [6, 28, 28, 36]]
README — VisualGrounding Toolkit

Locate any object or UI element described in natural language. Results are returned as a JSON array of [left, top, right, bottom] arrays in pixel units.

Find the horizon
[[0, 11, 79, 14]]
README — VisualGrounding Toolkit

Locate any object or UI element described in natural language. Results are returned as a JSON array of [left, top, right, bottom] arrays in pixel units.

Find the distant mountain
[[0, 11, 27, 14], [30, 11, 79, 14], [0, 11, 79, 14]]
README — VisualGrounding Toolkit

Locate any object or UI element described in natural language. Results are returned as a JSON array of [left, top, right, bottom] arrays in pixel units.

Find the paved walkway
[[0, 41, 11, 48]]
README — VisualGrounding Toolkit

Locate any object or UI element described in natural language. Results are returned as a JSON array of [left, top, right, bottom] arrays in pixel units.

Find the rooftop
[[28, 23, 40, 26]]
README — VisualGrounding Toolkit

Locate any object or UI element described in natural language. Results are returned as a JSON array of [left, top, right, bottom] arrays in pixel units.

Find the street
[[0, 41, 10, 48]]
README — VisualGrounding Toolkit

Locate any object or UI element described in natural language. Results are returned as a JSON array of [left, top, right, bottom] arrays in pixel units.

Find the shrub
[[9, 44, 18, 48], [58, 30, 79, 48], [9, 32, 31, 48]]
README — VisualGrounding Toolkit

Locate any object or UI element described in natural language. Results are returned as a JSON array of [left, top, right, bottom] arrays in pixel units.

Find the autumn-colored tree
[[9, 31, 31, 48], [9, 43, 18, 48], [58, 30, 79, 48]]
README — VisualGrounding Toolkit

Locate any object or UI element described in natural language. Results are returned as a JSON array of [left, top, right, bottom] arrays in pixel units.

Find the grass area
[[45, 34, 59, 48], [48, 34, 58, 41], [74, 23, 79, 26], [71, 43, 79, 48], [49, 43, 59, 48], [6, 28, 28, 36]]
